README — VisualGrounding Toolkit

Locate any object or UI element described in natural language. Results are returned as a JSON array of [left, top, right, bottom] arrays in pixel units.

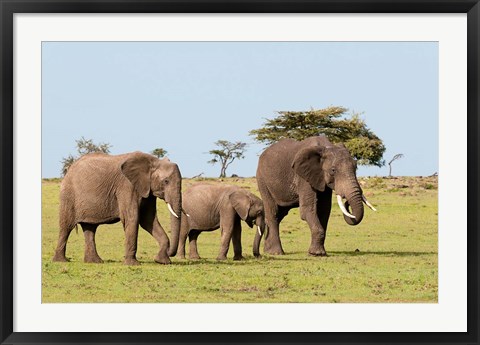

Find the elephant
[[176, 183, 266, 260], [52, 151, 182, 265], [256, 135, 376, 256]]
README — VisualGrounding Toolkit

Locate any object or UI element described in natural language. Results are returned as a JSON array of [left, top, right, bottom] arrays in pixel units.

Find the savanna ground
[[42, 176, 437, 303]]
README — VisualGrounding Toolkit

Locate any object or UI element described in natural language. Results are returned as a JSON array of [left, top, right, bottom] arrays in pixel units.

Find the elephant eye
[[330, 168, 336, 175], [164, 179, 169, 185]]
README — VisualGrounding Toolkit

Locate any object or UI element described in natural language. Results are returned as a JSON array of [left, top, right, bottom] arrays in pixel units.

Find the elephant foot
[[84, 255, 104, 264], [264, 241, 285, 255], [124, 257, 141, 266], [253, 253, 262, 258], [52, 253, 69, 262], [264, 247, 285, 255], [176, 249, 186, 259], [216, 255, 227, 261], [308, 247, 328, 257], [154, 254, 171, 265], [189, 254, 201, 260], [233, 255, 244, 261]]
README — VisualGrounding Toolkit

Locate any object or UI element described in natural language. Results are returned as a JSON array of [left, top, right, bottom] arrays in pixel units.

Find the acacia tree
[[249, 106, 386, 167], [388, 153, 404, 177], [61, 137, 111, 176], [208, 140, 247, 178], [151, 148, 168, 159]]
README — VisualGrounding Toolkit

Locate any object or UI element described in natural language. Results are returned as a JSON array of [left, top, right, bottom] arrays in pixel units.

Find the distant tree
[[151, 148, 168, 159], [60, 155, 77, 177], [61, 137, 111, 176], [249, 106, 386, 167], [208, 140, 247, 178], [75, 137, 111, 156], [388, 154, 404, 177]]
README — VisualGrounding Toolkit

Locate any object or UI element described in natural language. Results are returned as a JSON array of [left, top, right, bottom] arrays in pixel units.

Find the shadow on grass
[[171, 257, 268, 266], [284, 250, 437, 257], [48, 250, 437, 266], [48, 257, 269, 266], [329, 250, 437, 257]]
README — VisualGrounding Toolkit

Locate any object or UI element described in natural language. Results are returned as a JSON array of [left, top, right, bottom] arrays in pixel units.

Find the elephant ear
[[121, 153, 153, 198], [229, 191, 251, 221], [292, 146, 326, 192]]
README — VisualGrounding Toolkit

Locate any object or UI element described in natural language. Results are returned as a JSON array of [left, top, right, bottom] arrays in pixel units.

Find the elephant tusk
[[182, 208, 190, 217], [167, 203, 179, 218], [337, 195, 356, 219], [362, 195, 377, 211], [257, 226, 261, 236]]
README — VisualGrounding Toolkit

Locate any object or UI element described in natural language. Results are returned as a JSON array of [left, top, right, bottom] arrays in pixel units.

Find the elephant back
[[256, 140, 301, 202]]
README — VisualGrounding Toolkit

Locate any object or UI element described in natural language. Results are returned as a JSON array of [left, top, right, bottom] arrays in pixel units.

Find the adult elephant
[[177, 184, 266, 260], [256, 135, 376, 256], [52, 151, 182, 265]]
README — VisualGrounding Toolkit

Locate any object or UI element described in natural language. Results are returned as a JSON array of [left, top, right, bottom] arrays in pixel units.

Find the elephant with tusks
[[52, 151, 183, 265], [256, 135, 376, 256]]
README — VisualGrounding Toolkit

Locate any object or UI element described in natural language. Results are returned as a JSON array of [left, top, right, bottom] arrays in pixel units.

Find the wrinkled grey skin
[[52, 151, 182, 265], [256, 135, 365, 256], [177, 183, 266, 260]]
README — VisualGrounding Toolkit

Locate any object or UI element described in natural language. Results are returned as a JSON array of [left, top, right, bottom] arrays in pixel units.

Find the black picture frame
[[1, 1, 479, 344]]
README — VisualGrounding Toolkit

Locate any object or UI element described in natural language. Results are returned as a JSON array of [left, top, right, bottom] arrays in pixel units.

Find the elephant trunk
[[253, 216, 265, 258], [343, 191, 364, 226], [168, 199, 182, 256], [167, 207, 181, 256], [167, 177, 182, 257], [336, 175, 364, 226]]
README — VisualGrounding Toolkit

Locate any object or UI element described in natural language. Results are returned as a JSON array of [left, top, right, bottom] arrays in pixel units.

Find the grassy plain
[[42, 176, 437, 303]]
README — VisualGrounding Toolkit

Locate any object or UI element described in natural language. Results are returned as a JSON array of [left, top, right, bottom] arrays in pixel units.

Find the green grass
[[42, 176, 438, 303]]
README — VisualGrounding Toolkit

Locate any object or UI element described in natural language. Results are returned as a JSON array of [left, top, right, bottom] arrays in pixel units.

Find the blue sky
[[42, 42, 438, 178]]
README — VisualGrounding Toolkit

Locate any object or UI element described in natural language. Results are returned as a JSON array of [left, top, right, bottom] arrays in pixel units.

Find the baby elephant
[[178, 183, 265, 260]]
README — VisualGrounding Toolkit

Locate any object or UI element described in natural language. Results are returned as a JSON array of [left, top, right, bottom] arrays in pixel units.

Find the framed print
[[1, 0, 479, 344]]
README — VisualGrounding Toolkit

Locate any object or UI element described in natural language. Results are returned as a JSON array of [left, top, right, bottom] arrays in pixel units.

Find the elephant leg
[[216, 213, 236, 260], [123, 216, 141, 266], [300, 189, 330, 256], [81, 223, 103, 263], [232, 218, 243, 260], [139, 201, 171, 264], [258, 184, 286, 255], [53, 195, 77, 262], [303, 209, 326, 256], [139, 216, 171, 264], [52, 219, 76, 262], [177, 217, 189, 259], [264, 206, 289, 255], [188, 230, 202, 260]]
